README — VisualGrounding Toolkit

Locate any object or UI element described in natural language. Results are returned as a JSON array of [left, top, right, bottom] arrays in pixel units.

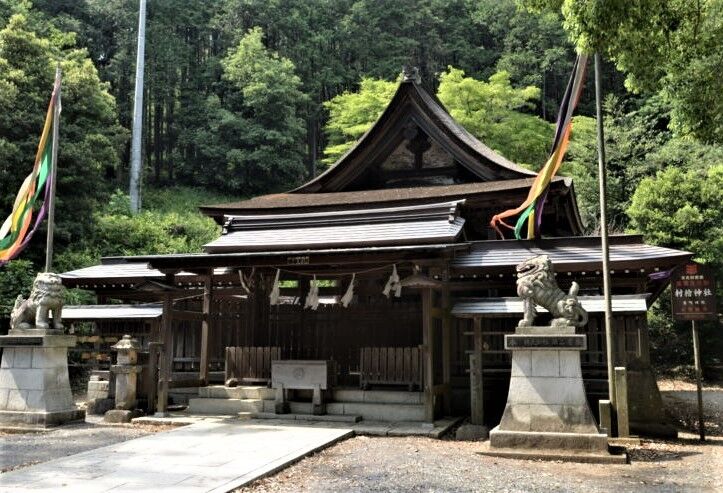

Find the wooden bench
[[359, 347, 423, 391], [224, 346, 281, 385]]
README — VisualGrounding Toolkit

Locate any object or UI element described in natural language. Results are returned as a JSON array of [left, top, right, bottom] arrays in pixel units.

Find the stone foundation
[[484, 326, 623, 462], [0, 334, 84, 428]]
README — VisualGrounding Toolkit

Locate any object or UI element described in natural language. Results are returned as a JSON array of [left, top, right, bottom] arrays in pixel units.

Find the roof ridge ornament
[[402, 65, 421, 84]]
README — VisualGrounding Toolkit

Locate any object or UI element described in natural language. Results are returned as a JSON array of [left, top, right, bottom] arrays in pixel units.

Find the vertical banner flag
[[490, 54, 588, 240], [0, 73, 61, 266]]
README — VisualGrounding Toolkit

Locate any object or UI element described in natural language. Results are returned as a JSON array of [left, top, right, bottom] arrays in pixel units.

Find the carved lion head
[[515, 255, 553, 279], [30, 272, 65, 303]]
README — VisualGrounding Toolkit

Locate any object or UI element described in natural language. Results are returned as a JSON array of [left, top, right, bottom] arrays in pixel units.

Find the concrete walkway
[[0, 419, 352, 492]]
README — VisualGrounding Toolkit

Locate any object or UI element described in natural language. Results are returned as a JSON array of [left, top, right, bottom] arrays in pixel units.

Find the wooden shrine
[[61, 72, 690, 433]]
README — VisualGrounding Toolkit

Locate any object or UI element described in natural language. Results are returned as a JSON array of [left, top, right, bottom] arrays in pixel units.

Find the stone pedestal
[[0, 332, 84, 428], [482, 326, 625, 463]]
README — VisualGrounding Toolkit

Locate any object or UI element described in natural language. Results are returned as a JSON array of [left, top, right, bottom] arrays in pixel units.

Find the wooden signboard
[[670, 261, 717, 441], [671, 262, 717, 321]]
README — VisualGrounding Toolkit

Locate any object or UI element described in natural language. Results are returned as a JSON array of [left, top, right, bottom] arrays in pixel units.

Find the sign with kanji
[[671, 262, 717, 321]]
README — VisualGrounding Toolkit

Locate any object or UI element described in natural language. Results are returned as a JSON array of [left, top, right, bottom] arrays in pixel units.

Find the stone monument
[[0, 273, 84, 428], [481, 256, 625, 463]]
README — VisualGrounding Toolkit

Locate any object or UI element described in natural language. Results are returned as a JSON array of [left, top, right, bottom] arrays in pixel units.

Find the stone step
[[198, 386, 274, 400], [328, 402, 426, 422], [251, 412, 362, 423], [258, 400, 425, 422], [331, 389, 423, 404], [187, 397, 263, 414]]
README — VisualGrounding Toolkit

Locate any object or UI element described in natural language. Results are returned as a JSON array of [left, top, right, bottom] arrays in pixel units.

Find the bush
[[0, 259, 36, 330]]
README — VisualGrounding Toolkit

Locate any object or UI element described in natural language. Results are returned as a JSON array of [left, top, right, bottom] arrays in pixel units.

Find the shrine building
[[61, 71, 689, 434]]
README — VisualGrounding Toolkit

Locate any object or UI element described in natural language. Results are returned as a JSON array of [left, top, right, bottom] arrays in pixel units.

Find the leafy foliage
[[437, 67, 553, 168], [0, 259, 34, 318], [322, 68, 553, 169], [628, 165, 723, 274], [0, 13, 126, 263], [322, 78, 398, 164]]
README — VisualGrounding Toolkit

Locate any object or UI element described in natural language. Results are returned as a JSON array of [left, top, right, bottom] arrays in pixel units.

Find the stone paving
[[0, 419, 352, 492]]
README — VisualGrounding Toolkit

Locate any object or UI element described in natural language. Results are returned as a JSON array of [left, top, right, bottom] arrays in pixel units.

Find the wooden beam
[[470, 317, 484, 425], [199, 273, 213, 386], [441, 278, 452, 416], [156, 291, 173, 416], [421, 288, 435, 422]]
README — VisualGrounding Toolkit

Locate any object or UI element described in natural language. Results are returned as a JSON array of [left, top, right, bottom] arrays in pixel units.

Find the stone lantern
[[105, 334, 142, 423]]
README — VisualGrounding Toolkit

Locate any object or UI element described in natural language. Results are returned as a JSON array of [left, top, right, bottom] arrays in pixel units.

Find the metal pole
[[692, 320, 705, 441], [44, 67, 61, 272], [129, 0, 147, 213], [595, 53, 616, 424]]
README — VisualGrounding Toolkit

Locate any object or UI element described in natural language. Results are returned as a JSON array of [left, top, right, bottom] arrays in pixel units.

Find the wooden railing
[[359, 347, 423, 390], [225, 346, 281, 384]]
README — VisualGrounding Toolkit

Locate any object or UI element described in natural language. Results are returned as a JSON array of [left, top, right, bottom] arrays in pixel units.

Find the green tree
[[437, 67, 553, 168], [523, 0, 723, 144], [628, 165, 723, 274], [219, 27, 307, 193], [322, 68, 554, 169], [322, 77, 398, 164], [0, 13, 126, 263]]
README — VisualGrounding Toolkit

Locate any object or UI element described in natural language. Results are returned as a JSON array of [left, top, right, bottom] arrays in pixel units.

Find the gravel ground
[[239, 382, 723, 493], [0, 421, 171, 473], [236, 433, 723, 493]]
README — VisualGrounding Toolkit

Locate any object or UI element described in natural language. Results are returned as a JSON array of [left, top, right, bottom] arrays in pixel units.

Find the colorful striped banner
[[490, 54, 588, 240], [0, 76, 61, 266]]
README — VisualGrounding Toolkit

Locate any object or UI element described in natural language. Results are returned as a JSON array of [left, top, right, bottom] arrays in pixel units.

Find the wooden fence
[[359, 347, 423, 390], [225, 346, 281, 383]]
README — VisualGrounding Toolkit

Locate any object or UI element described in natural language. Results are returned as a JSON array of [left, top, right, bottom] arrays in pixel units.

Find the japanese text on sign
[[671, 263, 717, 321]]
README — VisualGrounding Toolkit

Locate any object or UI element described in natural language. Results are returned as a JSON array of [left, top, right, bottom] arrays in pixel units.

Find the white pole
[[595, 53, 616, 430], [45, 67, 61, 273], [129, 0, 147, 213]]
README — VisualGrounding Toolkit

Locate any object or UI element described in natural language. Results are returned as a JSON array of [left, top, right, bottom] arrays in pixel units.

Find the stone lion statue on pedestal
[[516, 255, 588, 328], [10, 272, 65, 332]]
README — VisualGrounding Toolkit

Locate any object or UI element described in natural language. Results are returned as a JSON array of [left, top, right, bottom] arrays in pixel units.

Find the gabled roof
[[451, 235, 692, 273], [199, 177, 570, 220], [292, 77, 535, 193], [204, 201, 466, 253]]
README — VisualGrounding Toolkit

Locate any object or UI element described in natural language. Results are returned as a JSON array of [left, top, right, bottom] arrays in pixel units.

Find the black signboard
[[671, 262, 717, 321], [0, 336, 44, 347], [505, 334, 586, 350]]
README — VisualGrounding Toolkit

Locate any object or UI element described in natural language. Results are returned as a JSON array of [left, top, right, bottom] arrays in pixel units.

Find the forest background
[[0, 0, 721, 372]]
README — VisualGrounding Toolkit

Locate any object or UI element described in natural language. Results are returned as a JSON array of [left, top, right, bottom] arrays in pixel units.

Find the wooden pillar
[[156, 291, 173, 416], [421, 288, 435, 422], [441, 280, 452, 415], [470, 317, 484, 425], [614, 367, 630, 437], [199, 272, 213, 386]]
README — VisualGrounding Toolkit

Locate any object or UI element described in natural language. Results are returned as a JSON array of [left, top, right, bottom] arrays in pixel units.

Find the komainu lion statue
[[10, 272, 65, 332], [516, 255, 588, 328]]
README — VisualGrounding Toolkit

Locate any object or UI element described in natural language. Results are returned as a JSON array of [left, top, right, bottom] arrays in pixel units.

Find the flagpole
[[129, 0, 147, 214], [44, 67, 61, 272], [595, 53, 616, 428]]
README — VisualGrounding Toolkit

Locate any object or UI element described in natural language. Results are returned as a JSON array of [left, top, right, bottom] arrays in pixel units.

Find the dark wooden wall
[[452, 313, 648, 424]]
